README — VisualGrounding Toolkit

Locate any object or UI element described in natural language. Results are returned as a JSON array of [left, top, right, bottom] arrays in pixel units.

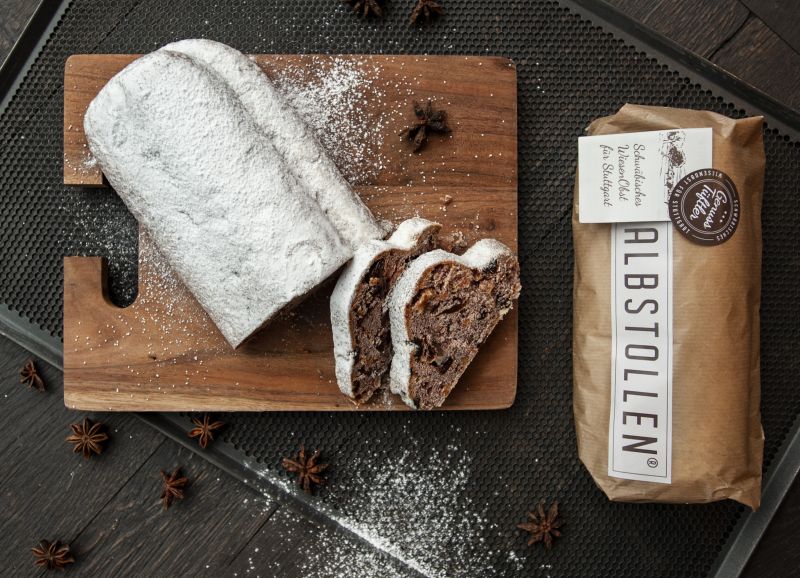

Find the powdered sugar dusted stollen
[[388, 239, 521, 409], [160, 39, 385, 249], [84, 48, 378, 348], [331, 218, 440, 403]]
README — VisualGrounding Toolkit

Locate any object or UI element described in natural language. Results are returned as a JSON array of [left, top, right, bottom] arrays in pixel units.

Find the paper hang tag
[[578, 128, 712, 223]]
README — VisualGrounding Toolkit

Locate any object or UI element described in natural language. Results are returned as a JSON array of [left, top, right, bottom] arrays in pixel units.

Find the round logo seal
[[669, 169, 740, 246]]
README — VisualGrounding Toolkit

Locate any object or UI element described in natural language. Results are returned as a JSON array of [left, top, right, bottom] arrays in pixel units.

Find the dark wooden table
[[1, 0, 799, 576]]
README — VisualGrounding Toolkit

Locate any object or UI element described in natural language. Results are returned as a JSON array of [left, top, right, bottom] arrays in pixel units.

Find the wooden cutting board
[[62, 53, 518, 411]]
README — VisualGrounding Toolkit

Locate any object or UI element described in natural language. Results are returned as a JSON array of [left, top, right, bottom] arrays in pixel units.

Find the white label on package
[[608, 222, 673, 483], [579, 128, 712, 223]]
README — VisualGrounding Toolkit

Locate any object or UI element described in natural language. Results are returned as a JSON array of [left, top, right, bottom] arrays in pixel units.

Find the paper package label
[[579, 128, 712, 223], [608, 222, 673, 483]]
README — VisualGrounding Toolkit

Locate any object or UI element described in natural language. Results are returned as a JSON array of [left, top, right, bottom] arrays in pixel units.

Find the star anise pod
[[31, 540, 75, 570], [66, 418, 109, 460], [410, 0, 443, 24], [400, 99, 451, 152], [282, 446, 328, 493], [20, 359, 45, 391], [160, 467, 189, 510], [517, 500, 563, 549], [343, 0, 384, 18], [188, 414, 224, 449]]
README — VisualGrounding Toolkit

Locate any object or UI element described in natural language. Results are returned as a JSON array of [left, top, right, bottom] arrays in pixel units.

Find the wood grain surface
[[62, 54, 518, 411], [0, 346, 166, 575], [712, 15, 800, 111], [606, 0, 800, 111], [0, 335, 341, 577]]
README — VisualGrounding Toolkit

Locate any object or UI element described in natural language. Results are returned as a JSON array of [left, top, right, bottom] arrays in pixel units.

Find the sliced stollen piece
[[84, 49, 378, 348], [388, 239, 521, 409], [160, 39, 385, 250], [331, 218, 441, 403]]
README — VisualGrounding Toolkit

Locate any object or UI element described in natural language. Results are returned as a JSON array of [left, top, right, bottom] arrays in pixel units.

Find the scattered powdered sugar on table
[[329, 445, 503, 577], [271, 56, 403, 184], [297, 532, 407, 578], [293, 516, 408, 578], [247, 439, 504, 577], [232, 505, 406, 578], [63, 117, 100, 184]]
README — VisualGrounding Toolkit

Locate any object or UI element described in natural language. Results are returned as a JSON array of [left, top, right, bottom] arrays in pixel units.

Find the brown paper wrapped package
[[572, 104, 764, 509]]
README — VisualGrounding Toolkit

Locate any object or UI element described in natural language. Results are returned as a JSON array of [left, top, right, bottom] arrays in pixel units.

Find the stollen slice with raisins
[[331, 218, 441, 403], [387, 239, 521, 409]]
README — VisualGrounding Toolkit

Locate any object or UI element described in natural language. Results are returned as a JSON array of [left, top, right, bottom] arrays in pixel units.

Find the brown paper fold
[[572, 104, 764, 509]]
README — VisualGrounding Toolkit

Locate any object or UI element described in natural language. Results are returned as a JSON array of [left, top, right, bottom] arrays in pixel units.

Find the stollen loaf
[[330, 217, 440, 404], [387, 239, 521, 409], [84, 42, 384, 348], [161, 39, 383, 248]]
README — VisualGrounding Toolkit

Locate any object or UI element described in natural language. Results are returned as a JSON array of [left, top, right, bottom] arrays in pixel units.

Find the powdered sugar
[[164, 40, 384, 247], [62, 145, 98, 184], [325, 446, 489, 577], [247, 439, 505, 577], [135, 234, 219, 349], [271, 56, 405, 185]]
